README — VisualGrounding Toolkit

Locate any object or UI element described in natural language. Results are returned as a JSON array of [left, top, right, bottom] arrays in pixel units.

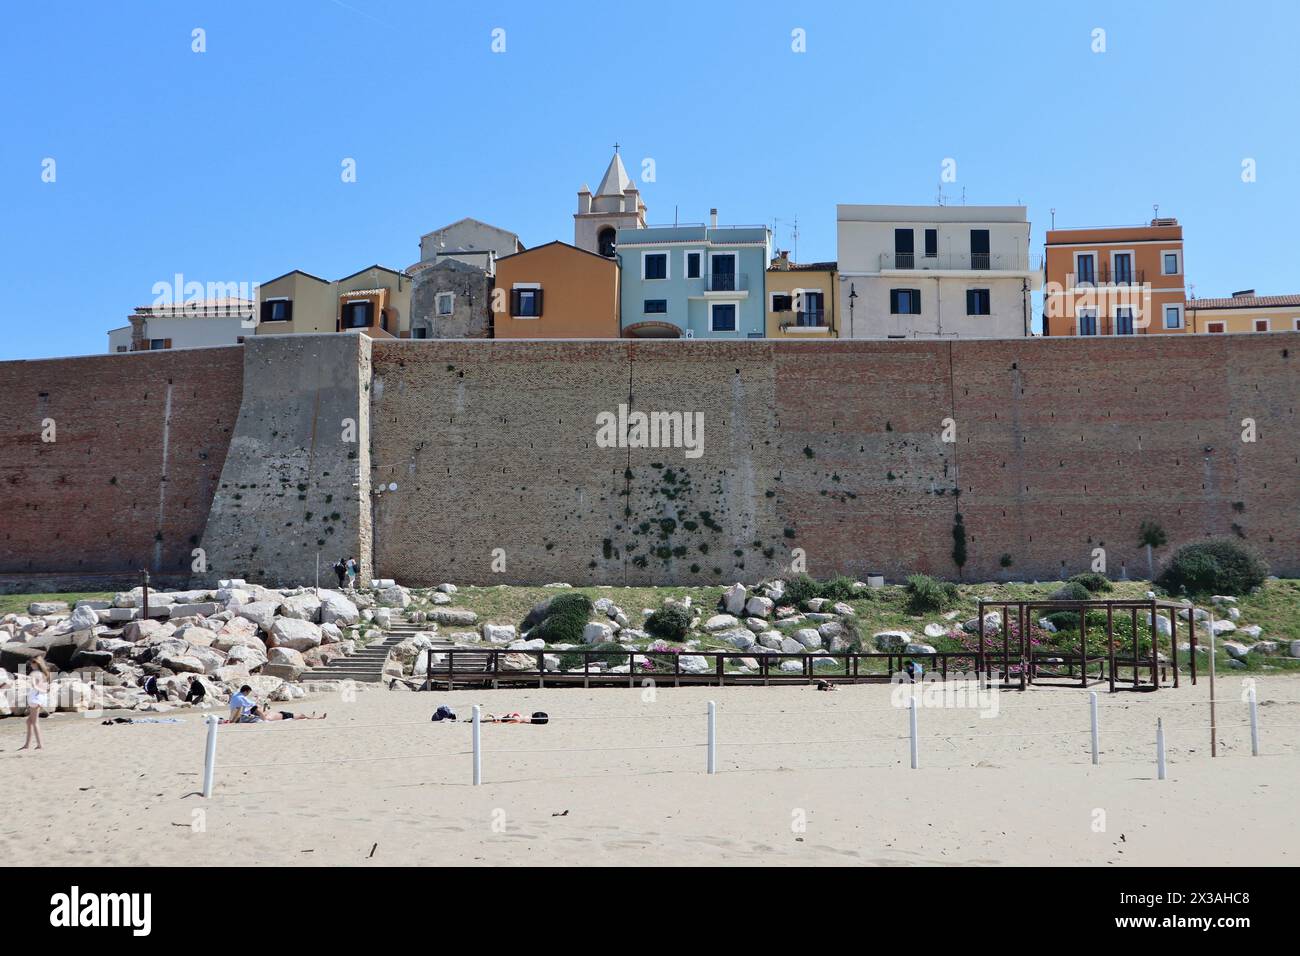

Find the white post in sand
[[707, 700, 717, 774], [202, 714, 219, 798], [1089, 691, 1099, 766], [909, 696, 919, 770], [1248, 685, 1259, 757], [1207, 607, 1218, 758], [1156, 717, 1166, 780], [472, 704, 482, 786]]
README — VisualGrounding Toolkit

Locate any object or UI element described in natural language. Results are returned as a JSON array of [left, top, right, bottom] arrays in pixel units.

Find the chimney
[[771, 250, 791, 271], [1231, 289, 1255, 299], [710, 208, 718, 228]]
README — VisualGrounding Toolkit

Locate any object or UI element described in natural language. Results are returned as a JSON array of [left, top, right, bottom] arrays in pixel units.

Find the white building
[[837, 205, 1040, 339], [107, 299, 255, 352]]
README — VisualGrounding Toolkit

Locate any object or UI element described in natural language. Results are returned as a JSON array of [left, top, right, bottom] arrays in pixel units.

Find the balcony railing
[[879, 252, 1037, 271], [795, 311, 827, 327], [1073, 318, 1149, 336], [704, 272, 750, 292], [1069, 266, 1146, 286]]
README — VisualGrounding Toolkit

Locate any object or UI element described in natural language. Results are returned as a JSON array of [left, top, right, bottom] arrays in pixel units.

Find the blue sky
[[3, 0, 1297, 359]]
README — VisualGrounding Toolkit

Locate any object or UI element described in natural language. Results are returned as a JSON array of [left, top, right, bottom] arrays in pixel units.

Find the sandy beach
[[2, 675, 1297, 867]]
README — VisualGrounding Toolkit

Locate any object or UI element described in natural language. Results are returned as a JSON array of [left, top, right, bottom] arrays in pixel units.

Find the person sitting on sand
[[227, 684, 259, 723], [815, 679, 838, 692], [903, 660, 924, 683], [140, 673, 169, 703], [251, 705, 326, 722]]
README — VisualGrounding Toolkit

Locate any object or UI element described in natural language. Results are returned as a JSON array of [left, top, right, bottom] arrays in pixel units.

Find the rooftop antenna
[[674, 204, 678, 227], [772, 216, 800, 260], [1153, 203, 1160, 222], [936, 182, 946, 206], [1050, 207, 1056, 229], [961, 187, 966, 206]]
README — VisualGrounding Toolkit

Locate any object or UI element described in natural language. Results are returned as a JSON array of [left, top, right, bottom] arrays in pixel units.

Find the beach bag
[[530, 711, 549, 725], [431, 705, 457, 722]]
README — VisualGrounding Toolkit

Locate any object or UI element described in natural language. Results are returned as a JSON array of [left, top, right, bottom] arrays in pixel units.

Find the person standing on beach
[[19, 656, 52, 751]]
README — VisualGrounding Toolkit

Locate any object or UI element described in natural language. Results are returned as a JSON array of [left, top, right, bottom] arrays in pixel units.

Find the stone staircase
[[301, 622, 455, 684]]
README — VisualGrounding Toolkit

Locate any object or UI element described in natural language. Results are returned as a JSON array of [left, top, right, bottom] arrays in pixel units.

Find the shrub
[[645, 603, 692, 641], [1049, 582, 1092, 602], [528, 593, 594, 644], [1068, 572, 1113, 593], [558, 641, 631, 671], [781, 574, 861, 607], [904, 573, 958, 614], [1157, 540, 1268, 596]]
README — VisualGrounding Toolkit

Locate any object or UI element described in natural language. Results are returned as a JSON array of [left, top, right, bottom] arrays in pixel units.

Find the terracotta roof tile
[[1190, 294, 1300, 310]]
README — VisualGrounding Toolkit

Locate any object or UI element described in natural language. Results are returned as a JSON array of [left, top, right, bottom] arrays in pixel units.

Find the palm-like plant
[[1138, 520, 1168, 582]]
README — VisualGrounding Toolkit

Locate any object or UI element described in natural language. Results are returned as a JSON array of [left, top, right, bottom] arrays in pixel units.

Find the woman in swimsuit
[[19, 656, 52, 751], [252, 705, 327, 721]]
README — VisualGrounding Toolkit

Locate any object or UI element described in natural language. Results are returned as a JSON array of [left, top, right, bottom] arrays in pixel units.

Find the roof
[[496, 239, 618, 265], [789, 261, 837, 272], [1189, 294, 1300, 310], [261, 269, 331, 286], [418, 216, 521, 244], [132, 298, 254, 314], [335, 264, 411, 283], [595, 151, 633, 198]]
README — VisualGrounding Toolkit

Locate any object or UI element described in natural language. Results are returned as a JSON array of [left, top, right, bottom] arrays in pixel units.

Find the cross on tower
[[612, 141, 620, 153]]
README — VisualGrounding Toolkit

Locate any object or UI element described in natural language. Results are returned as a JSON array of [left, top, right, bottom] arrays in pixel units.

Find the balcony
[[1068, 265, 1147, 287], [704, 272, 750, 293], [795, 311, 826, 327], [1072, 318, 1150, 336], [878, 251, 1039, 272]]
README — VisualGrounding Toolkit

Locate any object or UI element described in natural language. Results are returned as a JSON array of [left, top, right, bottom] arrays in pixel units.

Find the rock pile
[[0, 580, 370, 715]]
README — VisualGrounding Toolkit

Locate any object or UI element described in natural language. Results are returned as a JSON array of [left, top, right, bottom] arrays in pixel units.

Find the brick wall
[[1, 334, 1295, 587], [371, 334, 1298, 584], [0, 348, 244, 578]]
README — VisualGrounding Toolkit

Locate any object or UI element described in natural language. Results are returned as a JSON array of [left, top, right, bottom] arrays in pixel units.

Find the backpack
[[530, 711, 549, 725]]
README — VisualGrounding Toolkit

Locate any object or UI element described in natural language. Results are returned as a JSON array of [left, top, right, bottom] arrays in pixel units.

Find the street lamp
[[848, 283, 858, 339]]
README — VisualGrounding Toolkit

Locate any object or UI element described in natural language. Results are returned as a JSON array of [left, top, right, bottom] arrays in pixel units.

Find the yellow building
[[255, 271, 335, 335], [1187, 290, 1300, 335], [765, 252, 838, 338], [256, 265, 414, 338]]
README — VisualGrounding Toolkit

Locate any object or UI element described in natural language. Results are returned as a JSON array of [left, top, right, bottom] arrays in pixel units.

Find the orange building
[[1043, 220, 1186, 336], [492, 241, 620, 338]]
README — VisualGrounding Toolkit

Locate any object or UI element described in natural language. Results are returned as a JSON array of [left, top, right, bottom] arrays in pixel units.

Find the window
[[644, 299, 668, 314], [149, 338, 169, 349], [771, 293, 792, 313], [342, 300, 372, 328], [1253, 318, 1270, 332], [1075, 253, 1096, 285], [1206, 322, 1226, 334], [115, 346, 127, 353], [924, 229, 937, 258], [894, 228, 914, 268], [643, 252, 668, 280], [1078, 310, 1098, 336], [435, 292, 455, 316], [797, 291, 825, 326], [685, 252, 702, 279], [966, 289, 991, 315], [597, 227, 616, 258], [511, 287, 543, 317], [1113, 252, 1133, 284], [890, 288, 921, 315], [1162, 251, 1180, 275], [970, 229, 990, 269], [1294, 318, 1300, 331], [260, 298, 292, 323], [1115, 307, 1134, 335], [1163, 305, 1183, 329], [710, 302, 737, 332], [411, 326, 429, 339], [708, 252, 737, 291]]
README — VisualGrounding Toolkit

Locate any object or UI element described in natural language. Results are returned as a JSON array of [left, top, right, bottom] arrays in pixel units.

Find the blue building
[[616, 216, 771, 338]]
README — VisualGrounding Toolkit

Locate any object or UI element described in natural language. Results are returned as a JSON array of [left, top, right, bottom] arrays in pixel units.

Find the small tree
[[1138, 520, 1167, 582]]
